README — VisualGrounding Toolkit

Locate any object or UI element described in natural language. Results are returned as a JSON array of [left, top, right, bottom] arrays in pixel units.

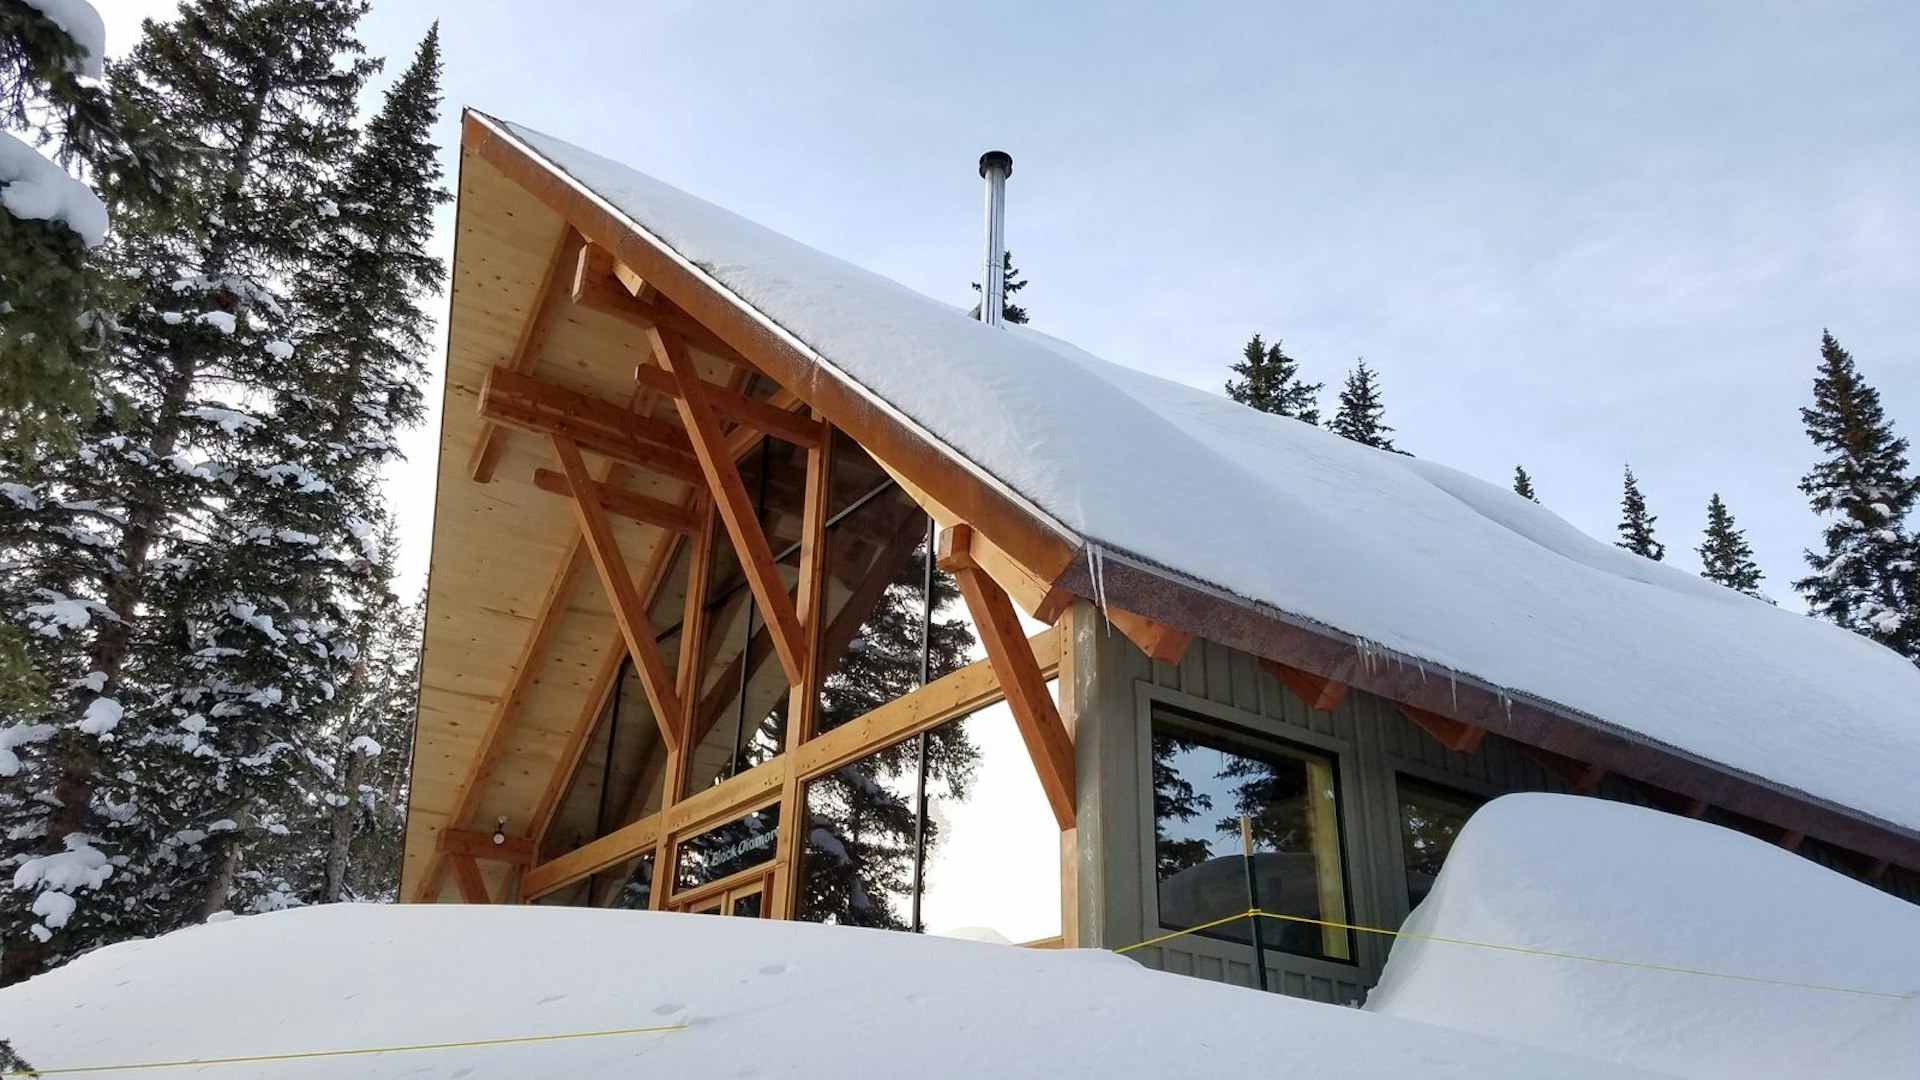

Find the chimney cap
[[978, 150, 1013, 179]]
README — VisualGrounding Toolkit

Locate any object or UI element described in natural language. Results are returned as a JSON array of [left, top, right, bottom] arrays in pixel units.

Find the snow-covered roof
[[483, 115, 1920, 841]]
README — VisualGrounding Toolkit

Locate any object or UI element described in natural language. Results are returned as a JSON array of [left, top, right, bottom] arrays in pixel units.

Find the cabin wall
[[1068, 600, 1680, 1003]]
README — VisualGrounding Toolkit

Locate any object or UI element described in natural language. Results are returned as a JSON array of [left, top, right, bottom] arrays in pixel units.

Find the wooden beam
[[661, 755, 786, 840], [1521, 744, 1606, 791], [1397, 703, 1487, 755], [552, 435, 685, 752], [875, 456, 1072, 624], [480, 366, 701, 481], [940, 525, 1075, 830], [471, 225, 583, 483], [523, 813, 662, 900], [610, 256, 657, 303], [795, 628, 1060, 782], [449, 853, 492, 904], [439, 828, 537, 866], [1104, 607, 1192, 664], [531, 468, 700, 534], [1258, 658, 1349, 714], [1777, 830, 1805, 853], [574, 242, 747, 365], [650, 326, 808, 686], [771, 426, 832, 921], [634, 365, 824, 449]]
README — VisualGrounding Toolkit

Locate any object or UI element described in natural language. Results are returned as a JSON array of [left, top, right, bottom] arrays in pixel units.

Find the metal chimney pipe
[[979, 150, 1012, 327]]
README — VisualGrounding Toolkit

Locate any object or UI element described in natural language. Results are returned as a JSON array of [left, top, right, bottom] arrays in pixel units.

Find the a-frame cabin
[[405, 110, 1920, 999]]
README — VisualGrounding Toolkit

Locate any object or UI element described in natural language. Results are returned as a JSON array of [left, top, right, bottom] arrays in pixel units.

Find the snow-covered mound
[[1367, 793, 1920, 1079], [485, 115, 1920, 839], [0, 904, 1660, 1079]]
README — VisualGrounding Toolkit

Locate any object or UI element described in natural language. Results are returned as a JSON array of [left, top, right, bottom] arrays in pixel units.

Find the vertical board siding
[[1071, 606, 1914, 1009]]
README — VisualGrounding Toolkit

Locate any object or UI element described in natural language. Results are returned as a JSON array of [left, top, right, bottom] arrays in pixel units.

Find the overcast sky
[[101, 2, 1920, 603]]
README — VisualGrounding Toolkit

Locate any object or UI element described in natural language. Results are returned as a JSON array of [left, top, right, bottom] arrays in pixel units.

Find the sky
[[97, 1, 1920, 605]]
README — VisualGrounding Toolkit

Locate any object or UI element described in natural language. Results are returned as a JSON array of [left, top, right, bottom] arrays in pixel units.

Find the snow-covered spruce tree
[[1, 0, 178, 447], [1512, 465, 1538, 502], [1616, 466, 1664, 561], [969, 250, 1029, 325], [1328, 359, 1399, 452], [1698, 493, 1765, 600], [1796, 331, 1919, 659], [1226, 333, 1321, 425], [0, 0, 382, 984]]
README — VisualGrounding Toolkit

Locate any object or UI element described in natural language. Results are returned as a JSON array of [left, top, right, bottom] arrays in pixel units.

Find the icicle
[[1086, 543, 1110, 633]]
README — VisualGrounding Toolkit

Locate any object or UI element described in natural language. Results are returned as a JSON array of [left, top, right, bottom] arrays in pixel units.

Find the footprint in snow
[[536, 993, 567, 1005], [652, 1002, 685, 1017], [757, 964, 786, 976]]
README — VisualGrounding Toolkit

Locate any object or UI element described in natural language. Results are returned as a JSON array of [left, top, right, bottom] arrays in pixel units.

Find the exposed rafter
[[470, 225, 584, 483], [1522, 744, 1606, 791], [552, 434, 685, 752], [439, 828, 537, 866], [448, 853, 492, 904], [633, 365, 824, 449], [940, 524, 1076, 830], [875, 457, 1072, 624], [1104, 607, 1193, 664], [651, 326, 808, 686], [574, 242, 748, 366], [1258, 658, 1350, 714], [1398, 703, 1487, 754]]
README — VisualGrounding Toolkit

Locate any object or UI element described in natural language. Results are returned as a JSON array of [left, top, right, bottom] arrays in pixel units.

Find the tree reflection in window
[[1151, 711, 1353, 962], [1396, 777, 1483, 911]]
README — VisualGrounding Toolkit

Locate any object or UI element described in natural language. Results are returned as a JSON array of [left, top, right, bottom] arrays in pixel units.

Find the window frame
[[1141, 693, 1360, 967], [1388, 772, 1485, 916]]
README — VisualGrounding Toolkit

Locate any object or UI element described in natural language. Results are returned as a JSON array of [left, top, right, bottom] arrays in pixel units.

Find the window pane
[[1396, 778, 1482, 911], [918, 690, 1062, 945], [1151, 713, 1352, 962], [676, 804, 780, 891], [796, 741, 919, 929], [815, 488, 930, 736]]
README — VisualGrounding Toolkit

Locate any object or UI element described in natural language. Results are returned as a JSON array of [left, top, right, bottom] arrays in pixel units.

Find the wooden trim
[[553, 435, 685, 751], [1104, 607, 1193, 664], [523, 813, 661, 900], [470, 225, 583, 483], [650, 325, 808, 686], [1257, 657, 1349, 713], [668, 864, 776, 909], [439, 828, 537, 865], [1397, 703, 1486, 755], [463, 112, 1080, 603], [449, 853, 492, 904], [480, 366, 700, 481], [941, 525, 1076, 830], [532, 469, 699, 534], [662, 757, 786, 840]]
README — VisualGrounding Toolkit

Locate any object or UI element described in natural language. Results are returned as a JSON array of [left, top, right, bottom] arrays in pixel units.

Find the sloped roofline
[[458, 109, 1920, 872]]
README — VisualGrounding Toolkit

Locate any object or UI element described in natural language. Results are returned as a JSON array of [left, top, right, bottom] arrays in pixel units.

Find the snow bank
[[1366, 793, 1920, 1079], [0, 904, 1661, 1078], [487, 115, 1920, 839]]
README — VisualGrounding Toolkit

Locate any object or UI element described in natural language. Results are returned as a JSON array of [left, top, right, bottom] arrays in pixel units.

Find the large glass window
[[1151, 708, 1352, 962], [1395, 777, 1482, 911]]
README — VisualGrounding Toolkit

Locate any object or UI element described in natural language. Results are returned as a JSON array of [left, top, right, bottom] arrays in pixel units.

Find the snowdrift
[[0, 903, 1658, 1079], [1367, 793, 1920, 1079]]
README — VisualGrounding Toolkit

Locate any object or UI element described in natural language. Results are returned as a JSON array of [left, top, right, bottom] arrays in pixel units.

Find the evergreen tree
[[1225, 333, 1321, 424], [1512, 465, 1538, 502], [1616, 466, 1664, 561], [0, 0, 396, 984], [1, 0, 178, 446], [1795, 331, 1919, 658], [1328, 359, 1398, 452], [1698, 493, 1765, 599], [969, 250, 1028, 324]]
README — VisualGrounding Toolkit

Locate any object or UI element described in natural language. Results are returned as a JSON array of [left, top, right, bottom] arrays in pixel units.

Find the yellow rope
[[0, 1022, 689, 1077], [1118, 908, 1916, 1001]]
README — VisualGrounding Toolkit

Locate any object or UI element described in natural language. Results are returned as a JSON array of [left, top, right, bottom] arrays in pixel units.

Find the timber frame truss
[[414, 235, 1079, 924]]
